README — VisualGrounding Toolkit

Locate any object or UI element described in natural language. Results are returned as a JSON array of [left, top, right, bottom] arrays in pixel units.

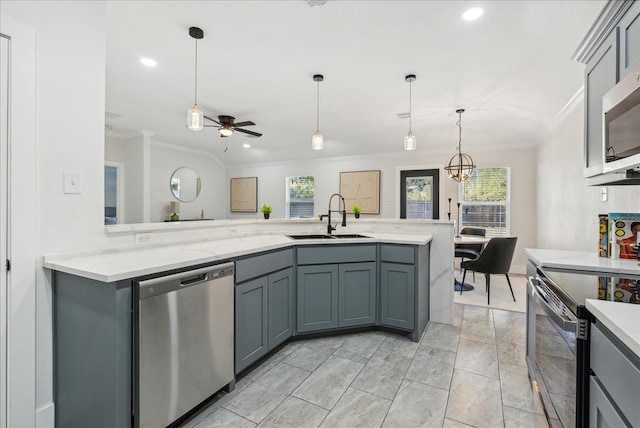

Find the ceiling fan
[[203, 115, 262, 138]]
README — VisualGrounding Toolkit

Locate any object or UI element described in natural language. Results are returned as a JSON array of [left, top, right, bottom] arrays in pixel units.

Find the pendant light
[[445, 109, 476, 182], [312, 74, 324, 150], [404, 74, 417, 151], [187, 27, 204, 131]]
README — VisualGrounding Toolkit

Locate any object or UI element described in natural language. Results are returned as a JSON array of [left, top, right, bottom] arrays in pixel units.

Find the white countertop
[[525, 248, 640, 276], [586, 300, 640, 358], [43, 232, 432, 283]]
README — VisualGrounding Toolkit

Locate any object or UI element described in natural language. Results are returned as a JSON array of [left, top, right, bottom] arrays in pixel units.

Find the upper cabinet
[[574, 0, 640, 185], [584, 30, 619, 178], [619, 1, 640, 77]]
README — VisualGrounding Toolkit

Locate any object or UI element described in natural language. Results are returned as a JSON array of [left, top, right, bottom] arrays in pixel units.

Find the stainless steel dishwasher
[[136, 262, 234, 428]]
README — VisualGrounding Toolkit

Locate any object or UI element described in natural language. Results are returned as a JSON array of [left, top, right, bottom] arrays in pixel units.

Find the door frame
[[397, 166, 442, 220]]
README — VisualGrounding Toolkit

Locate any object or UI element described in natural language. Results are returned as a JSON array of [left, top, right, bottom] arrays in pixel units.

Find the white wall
[[226, 145, 538, 272], [3, 2, 107, 426], [537, 96, 640, 250]]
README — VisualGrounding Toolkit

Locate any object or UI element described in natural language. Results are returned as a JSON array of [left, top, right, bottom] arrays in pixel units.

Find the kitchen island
[[45, 219, 453, 427]]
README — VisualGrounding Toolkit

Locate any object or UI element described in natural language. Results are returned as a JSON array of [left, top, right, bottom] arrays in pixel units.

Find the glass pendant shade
[[445, 152, 476, 182], [187, 105, 204, 131], [404, 131, 416, 151], [312, 131, 324, 150], [312, 74, 324, 151], [403, 74, 417, 151]]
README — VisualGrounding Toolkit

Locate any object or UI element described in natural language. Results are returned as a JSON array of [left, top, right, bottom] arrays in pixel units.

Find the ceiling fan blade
[[232, 121, 255, 127], [203, 114, 221, 125], [234, 128, 262, 137]]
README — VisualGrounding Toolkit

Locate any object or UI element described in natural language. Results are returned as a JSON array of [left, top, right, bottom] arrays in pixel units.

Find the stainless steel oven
[[526, 263, 640, 427], [526, 267, 590, 428]]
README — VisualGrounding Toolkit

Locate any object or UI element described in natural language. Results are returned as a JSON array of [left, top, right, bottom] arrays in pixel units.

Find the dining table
[[454, 234, 491, 292]]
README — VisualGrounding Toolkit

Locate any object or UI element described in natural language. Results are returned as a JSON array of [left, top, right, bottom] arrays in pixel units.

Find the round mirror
[[170, 167, 201, 202]]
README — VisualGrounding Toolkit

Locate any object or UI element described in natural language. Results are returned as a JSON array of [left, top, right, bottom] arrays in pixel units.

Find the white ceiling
[[105, 0, 604, 166]]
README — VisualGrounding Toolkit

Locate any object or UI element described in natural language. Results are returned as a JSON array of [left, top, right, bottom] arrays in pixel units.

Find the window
[[286, 176, 314, 218], [458, 167, 509, 237]]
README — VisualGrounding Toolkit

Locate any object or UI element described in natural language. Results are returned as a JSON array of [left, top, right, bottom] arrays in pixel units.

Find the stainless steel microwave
[[602, 63, 640, 173]]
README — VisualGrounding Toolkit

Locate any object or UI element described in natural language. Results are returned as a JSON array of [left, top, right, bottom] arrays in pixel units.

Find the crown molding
[[572, 0, 634, 64]]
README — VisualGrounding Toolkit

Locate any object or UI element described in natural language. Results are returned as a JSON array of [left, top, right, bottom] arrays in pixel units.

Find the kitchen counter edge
[[586, 299, 640, 358], [43, 233, 433, 283]]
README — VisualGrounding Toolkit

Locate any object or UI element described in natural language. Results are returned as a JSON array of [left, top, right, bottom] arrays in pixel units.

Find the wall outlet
[[135, 233, 151, 244], [229, 227, 237, 234]]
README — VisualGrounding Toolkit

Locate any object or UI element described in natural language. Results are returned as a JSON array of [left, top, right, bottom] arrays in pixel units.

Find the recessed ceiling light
[[140, 57, 157, 67], [462, 7, 484, 21], [242, 143, 251, 148]]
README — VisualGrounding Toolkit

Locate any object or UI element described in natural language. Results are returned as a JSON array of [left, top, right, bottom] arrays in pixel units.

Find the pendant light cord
[[408, 80, 412, 133], [194, 39, 198, 105], [316, 80, 320, 133], [456, 110, 462, 151]]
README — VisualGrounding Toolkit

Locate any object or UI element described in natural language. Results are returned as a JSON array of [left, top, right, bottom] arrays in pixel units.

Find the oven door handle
[[527, 276, 577, 333]]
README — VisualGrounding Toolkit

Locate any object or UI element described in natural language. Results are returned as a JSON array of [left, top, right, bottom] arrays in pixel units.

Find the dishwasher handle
[[137, 262, 234, 300]]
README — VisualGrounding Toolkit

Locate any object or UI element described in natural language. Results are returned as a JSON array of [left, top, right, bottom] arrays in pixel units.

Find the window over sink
[[286, 176, 315, 218]]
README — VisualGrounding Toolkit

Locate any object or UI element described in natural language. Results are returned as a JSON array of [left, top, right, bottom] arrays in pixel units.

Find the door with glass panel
[[400, 169, 439, 220]]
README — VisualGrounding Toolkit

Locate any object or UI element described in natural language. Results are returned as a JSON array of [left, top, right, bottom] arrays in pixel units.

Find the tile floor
[[181, 303, 549, 428], [453, 273, 527, 313]]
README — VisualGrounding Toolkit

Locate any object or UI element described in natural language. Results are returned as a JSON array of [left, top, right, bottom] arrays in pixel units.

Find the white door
[[0, 32, 9, 428]]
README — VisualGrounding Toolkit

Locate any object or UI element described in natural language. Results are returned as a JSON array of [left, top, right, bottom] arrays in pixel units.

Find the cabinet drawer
[[235, 249, 293, 283], [591, 322, 640, 427], [297, 245, 376, 265], [380, 244, 415, 264]]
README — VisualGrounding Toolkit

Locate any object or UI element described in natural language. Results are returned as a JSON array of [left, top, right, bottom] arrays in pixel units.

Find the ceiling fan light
[[404, 132, 416, 151], [312, 131, 324, 150], [187, 105, 204, 131], [219, 125, 233, 137]]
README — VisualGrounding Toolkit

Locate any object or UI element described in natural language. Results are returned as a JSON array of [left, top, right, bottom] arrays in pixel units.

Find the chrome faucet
[[321, 193, 347, 235]]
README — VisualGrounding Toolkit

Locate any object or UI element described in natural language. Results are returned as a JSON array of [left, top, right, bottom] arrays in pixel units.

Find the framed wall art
[[230, 177, 258, 212], [339, 170, 380, 214]]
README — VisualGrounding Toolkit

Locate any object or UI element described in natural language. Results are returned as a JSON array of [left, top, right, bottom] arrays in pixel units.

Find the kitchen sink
[[286, 234, 336, 240], [286, 233, 371, 240]]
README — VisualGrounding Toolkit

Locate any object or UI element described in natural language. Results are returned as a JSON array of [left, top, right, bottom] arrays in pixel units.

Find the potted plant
[[260, 203, 273, 219], [352, 204, 362, 219]]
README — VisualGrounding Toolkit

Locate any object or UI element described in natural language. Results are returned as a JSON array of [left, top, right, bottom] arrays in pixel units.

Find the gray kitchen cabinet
[[379, 243, 429, 342], [54, 272, 132, 428], [297, 264, 339, 332], [268, 267, 294, 349], [590, 321, 640, 427], [619, 1, 640, 79], [338, 262, 377, 327], [235, 276, 269, 373], [584, 29, 618, 178], [379, 261, 415, 331], [296, 245, 377, 333], [235, 249, 293, 374], [589, 376, 629, 428]]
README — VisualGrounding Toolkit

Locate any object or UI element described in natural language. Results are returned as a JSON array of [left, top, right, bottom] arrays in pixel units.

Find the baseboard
[[510, 264, 526, 276], [36, 402, 54, 428]]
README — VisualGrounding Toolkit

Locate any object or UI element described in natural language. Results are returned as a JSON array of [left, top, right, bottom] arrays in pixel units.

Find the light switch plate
[[600, 187, 608, 202], [63, 171, 83, 194]]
